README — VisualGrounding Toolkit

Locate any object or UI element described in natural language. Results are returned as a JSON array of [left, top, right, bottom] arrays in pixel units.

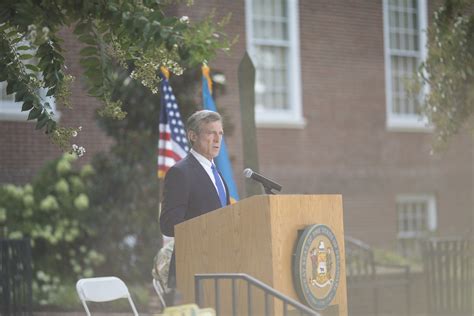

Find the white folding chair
[[152, 278, 167, 310], [76, 276, 139, 316]]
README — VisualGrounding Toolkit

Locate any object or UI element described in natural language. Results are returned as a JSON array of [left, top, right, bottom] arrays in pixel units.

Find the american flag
[[157, 70, 189, 178]]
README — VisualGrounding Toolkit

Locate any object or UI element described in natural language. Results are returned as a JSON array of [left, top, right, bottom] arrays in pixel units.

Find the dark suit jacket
[[160, 153, 230, 287]]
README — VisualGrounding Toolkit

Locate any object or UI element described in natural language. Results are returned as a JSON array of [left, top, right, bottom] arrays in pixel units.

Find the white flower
[[180, 16, 189, 24], [71, 144, 86, 157]]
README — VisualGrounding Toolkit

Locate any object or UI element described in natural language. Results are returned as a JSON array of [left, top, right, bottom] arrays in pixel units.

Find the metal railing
[[345, 236, 411, 316], [0, 238, 33, 316], [423, 237, 473, 316], [195, 273, 320, 316]]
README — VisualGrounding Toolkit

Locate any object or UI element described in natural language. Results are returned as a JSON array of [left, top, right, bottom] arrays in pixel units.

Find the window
[[245, 0, 305, 127], [396, 194, 436, 256], [383, 0, 429, 130]]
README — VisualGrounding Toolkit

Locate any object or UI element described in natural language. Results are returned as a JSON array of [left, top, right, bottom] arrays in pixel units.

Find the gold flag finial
[[160, 66, 170, 79], [202, 64, 213, 93]]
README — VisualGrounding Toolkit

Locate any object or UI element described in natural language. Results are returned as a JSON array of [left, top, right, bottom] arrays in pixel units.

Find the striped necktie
[[211, 164, 227, 207]]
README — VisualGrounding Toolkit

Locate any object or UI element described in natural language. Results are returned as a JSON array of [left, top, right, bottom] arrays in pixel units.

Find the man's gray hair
[[187, 110, 222, 134], [186, 110, 222, 144]]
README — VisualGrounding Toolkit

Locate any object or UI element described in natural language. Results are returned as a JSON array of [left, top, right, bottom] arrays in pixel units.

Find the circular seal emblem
[[293, 224, 341, 310]]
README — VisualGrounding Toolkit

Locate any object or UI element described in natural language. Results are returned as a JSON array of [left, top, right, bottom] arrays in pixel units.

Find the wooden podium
[[174, 194, 347, 316]]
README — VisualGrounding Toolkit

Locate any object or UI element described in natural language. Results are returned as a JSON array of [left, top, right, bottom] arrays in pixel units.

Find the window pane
[[254, 46, 289, 110], [388, 0, 419, 52], [252, 0, 288, 41], [390, 10, 398, 28], [390, 54, 422, 115], [250, 0, 295, 113]]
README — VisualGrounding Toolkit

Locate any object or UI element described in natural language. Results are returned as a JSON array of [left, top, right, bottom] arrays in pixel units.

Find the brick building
[[1, 0, 472, 254]]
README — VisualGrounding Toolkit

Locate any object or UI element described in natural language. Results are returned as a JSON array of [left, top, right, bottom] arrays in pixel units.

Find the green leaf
[[21, 100, 34, 112], [77, 34, 96, 45], [44, 71, 58, 84], [122, 11, 131, 21], [25, 64, 40, 72], [10, 37, 22, 45], [82, 73, 100, 86], [52, 53, 65, 63], [14, 87, 27, 102], [74, 22, 91, 35], [0, 23, 9, 32], [45, 120, 56, 134], [108, 3, 118, 12], [103, 32, 112, 42], [6, 29, 19, 37], [97, 22, 110, 34], [80, 57, 100, 68], [35, 113, 49, 130], [6, 81, 16, 95], [88, 86, 104, 97], [80, 46, 98, 57], [38, 57, 52, 69], [162, 17, 177, 26], [16, 45, 31, 51], [27, 107, 43, 120], [136, 16, 149, 29], [160, 27, 170, 39], [46, 87, 56, 96], [143, 23, 151, 38]]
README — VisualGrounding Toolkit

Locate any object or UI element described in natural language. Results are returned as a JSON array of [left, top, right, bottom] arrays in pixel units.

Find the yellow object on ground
[[157, 303, 216, 316]]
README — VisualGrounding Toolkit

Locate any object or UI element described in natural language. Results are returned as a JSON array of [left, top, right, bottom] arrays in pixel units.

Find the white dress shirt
[[190, 149, 227, 197]]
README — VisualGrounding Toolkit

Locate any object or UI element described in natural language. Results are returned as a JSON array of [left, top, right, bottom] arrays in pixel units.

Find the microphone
[[243, 168, 282, 194]]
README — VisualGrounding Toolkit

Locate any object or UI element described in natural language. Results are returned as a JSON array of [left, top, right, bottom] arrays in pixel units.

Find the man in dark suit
[[160, 110, 230, 300]]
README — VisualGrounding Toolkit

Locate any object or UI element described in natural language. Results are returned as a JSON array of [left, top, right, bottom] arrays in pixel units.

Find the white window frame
[[383, 0, 430, 131], [245, 0, 305, 128], [396, 194, 437, 239]]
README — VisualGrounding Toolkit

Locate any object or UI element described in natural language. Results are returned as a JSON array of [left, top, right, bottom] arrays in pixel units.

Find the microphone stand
[[263, 185, 276, 195]]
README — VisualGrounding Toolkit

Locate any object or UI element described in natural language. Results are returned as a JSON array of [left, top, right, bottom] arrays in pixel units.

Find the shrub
[[0, 153, 104, 305]]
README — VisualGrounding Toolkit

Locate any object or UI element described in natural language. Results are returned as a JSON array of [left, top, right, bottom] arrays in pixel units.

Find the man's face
[[189, 120, 223, 161]]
